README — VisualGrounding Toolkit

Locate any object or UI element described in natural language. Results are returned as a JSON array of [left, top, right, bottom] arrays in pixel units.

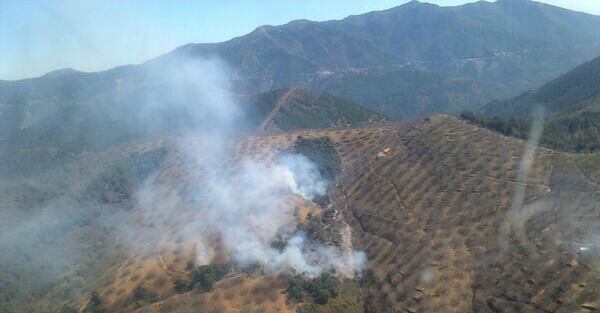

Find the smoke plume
[[130, 56, 365, 277], [0, 55, 365, 312]]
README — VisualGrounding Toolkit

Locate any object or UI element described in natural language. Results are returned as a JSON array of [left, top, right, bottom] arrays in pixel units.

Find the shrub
[[299, 214, 323, 241], [270, 237, 287, 252], [191, 265, 225, 292], [174, 264, 226, 293], [286, 273, 341, 305], [82, 147, 167, 204], [286, 276, 308, 302], [173, 279, 192, 294], [83, 292, 105, 313], [132, 285, 156, 302], [293, 136, 341, 183], [313, 288, 332, 305]]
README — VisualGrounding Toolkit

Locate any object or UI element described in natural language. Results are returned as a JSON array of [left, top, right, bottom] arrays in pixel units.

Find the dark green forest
[[461, 111, 600, 153]]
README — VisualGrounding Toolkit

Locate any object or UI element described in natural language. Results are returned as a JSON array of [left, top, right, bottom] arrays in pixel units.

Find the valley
[[2, 1, 600, 313], [5, 116, 598, 313]]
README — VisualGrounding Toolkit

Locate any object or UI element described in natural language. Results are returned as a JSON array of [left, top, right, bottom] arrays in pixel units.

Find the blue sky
[[1, 0, 599, 80]]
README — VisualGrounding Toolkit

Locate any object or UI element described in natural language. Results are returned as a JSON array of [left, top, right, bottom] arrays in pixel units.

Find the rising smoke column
[[133, 56, 365, 278]]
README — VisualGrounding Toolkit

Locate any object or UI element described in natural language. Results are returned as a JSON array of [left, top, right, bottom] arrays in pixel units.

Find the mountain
[[4, 2, 600, 312], [246, 89, 384, 132], [467, 55, 600, 152], [167, 0, 600, 118], [172, 0, 600, 80], [5, 116, 599, 312], [0, 81, 379, 178], [334, 115, 600, 313], [483, 55, 600, 117], [3, 0, 600, 126]]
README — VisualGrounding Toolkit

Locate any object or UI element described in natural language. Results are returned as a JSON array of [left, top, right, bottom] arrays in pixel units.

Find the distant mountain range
[[168, 0, 600, 117], [2, 0, 600, 172], [4, 2, 600, 312], [3, 0, 600, 120]]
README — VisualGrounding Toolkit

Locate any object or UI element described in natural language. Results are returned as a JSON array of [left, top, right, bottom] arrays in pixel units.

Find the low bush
[[173, 264, 226, 294], [286, 273, 341, 305]]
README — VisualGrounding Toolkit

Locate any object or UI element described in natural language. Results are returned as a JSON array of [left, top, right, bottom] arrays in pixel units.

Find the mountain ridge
[[3, 0, 600, 133], [6, 115, 599, 313], [464, 54, 600, 152], [5, 0, 600, 83], [483, 55, 600, 117], [9, 0, 600, 119]]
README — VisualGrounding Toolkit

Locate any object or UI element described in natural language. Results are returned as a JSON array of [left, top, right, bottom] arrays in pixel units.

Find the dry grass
[[82, 117, 599, 313]]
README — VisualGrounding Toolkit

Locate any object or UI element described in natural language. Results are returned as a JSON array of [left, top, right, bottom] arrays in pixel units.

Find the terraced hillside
[[86, 126, 398, 313], [247, 89, 384, 134], [60, 115, 598, 313], [331, 115, 600, 312]]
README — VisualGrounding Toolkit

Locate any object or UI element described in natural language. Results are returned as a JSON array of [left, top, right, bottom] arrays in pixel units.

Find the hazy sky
[[1, 0, 600, 80]]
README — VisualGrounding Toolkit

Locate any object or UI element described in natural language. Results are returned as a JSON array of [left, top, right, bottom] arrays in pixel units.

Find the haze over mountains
[[2, 1, 600, 313], [171, 0, 600, 116], [3, 0, 600, 122]]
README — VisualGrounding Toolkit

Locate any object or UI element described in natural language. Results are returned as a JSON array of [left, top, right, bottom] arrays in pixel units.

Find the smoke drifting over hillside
[[0, 55, 365, 311], [132, 56, 365, 277]]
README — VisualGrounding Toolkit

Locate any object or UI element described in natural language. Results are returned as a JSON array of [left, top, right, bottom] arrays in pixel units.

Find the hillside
[[0, 83, 378, 178], [483, 55, 600, 117], [3, 0, 600, 124], [3, 1, 600, 312], [168, 0, 600, 117], [3, 116, 599, 313], [246, 89, 384, 133], [335, 115, 599, 312], [468, 55, 600, 152]]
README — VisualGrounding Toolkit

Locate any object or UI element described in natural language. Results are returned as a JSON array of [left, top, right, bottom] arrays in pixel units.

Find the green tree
[[190, 265, 225, 292], [286, 273, 341, 305], [173, 279, 192, 294]]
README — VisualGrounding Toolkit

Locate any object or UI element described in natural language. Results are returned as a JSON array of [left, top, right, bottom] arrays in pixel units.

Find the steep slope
[[483, 55, 600, 118], [330, 115, 599, 312], [3, 0, 600, 125], [0, 80, 379, 178], [168, 0, 600, 117], [2, 117, 599, 312], [246, 89, 384, 133], [470, 55, 600, 152], [172, 0, 600, 80]]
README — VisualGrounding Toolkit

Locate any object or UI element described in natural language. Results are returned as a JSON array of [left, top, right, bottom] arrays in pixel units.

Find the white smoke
[[131, 56, 365, 278], [276, 154, 328, 200]]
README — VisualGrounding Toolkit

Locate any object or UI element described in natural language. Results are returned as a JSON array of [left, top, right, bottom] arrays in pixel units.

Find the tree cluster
[[173, 264, 226, 294], [286, 273, 341, 305], [460, 111, 600, 153]]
